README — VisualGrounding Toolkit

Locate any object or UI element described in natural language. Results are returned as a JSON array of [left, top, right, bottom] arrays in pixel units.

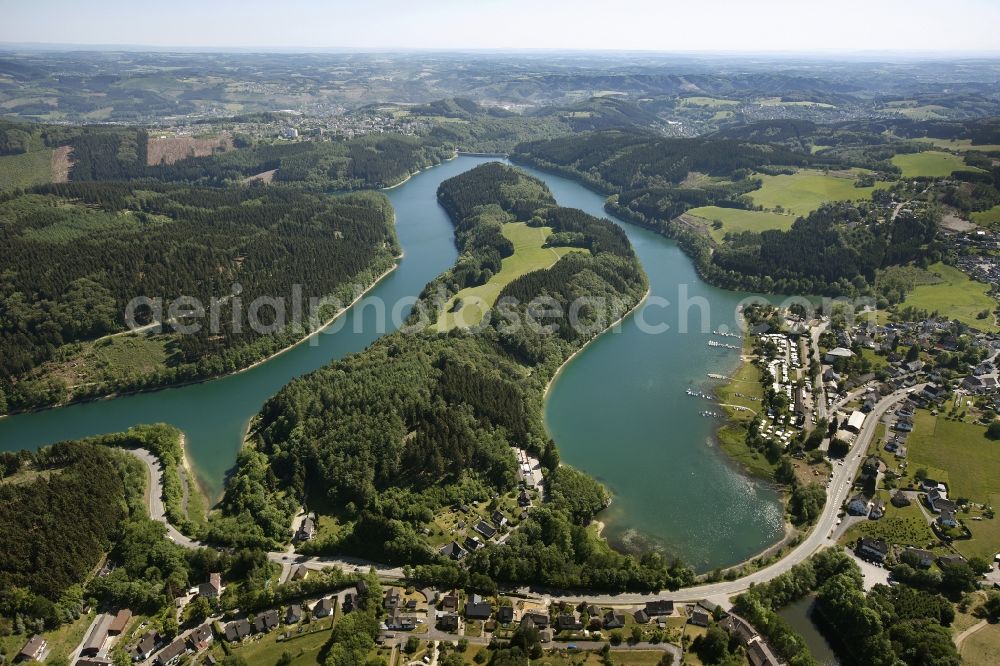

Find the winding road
[[126, 382, 915, 606]]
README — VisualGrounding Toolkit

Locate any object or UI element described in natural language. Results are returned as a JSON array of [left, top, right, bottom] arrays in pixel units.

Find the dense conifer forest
[[0, 182, 397, 413]]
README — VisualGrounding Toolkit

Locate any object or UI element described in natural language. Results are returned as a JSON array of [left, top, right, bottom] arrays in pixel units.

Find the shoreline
[[0, 257, 401, 422], [542, 287, 651, 402]]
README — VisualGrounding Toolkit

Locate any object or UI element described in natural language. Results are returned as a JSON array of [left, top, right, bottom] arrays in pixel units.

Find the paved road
[[128, 387, 917, 606], [526, 385, 919, 604]]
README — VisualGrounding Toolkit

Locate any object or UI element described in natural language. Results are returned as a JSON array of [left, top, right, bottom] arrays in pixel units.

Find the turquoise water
[[0, 156, 783, 569]]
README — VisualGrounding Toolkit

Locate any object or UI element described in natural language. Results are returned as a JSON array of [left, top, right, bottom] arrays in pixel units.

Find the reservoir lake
[[0, 156, 783, 571]]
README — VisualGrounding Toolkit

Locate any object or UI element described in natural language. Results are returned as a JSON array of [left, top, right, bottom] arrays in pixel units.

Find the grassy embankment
[[715, 337, 773, 480], [688, 168, 889, 241], [435, 222, 587, 330]]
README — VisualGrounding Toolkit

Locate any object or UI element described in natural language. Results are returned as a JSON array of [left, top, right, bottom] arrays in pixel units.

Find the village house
[[521, 611, 550, 629], [603, 611, 625, 629], [313, 597, 334, 618], [285, 604, 303, 624], [465, 594, 493, 620], [891, 490, 912, 507], [690, 609, 711, 627], [474, 520, 498, 540], [224, 619, 252, 642], [253, 609, 280, 633], [439, 540, 467, 561], [857, 537, 890, 563], [108, 609, 132, 636], [295, 516, 316, 541], [498, 605, 515, 625], [198, 573, 224, 598], [438, 614, 460, 631], [847, 493, 870, 516], [644, 599, 675, 616], [441, 593, 459, 614], [17, 635, 47, 663], [384, 587, 402, 611], [556, 613, 583, 632], [134, 631, 160, 661], [492, 510, 508, 528], [903, 548, 935, 569], [154, 638, 188, 666], [869, 498, 886, 520], [188, 624, 214, 651], [633, 608, 650, 624]]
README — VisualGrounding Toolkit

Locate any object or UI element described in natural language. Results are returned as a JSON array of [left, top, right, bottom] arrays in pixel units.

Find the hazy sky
[[4, 0, 1000, 53]]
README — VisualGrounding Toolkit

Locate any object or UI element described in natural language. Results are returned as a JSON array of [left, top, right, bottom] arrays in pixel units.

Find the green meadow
[[435, 222, 585, 330], [891, 151, 980, 178], [748, 169, 888, 216], [900, 262, 998, 331], [688, 206, 795, 241], [971, 205, 1000, 228]]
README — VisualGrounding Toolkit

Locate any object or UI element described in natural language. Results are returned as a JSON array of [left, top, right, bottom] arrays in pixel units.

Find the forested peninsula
[[209, 163, 694, 591]]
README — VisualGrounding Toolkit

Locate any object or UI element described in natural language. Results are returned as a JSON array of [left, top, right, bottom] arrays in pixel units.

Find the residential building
[[17, 635, 46, 663], [285, 604, 303, 625], [644, 600, 674, 616], [134, 631, 160, 661], [313, 597, 334, 618], [108, 609, 132, 635], [603, 611, 625, 629], [199, 572, 224, 598], [154, 638, 188, 666], [857, 537, 890, 563]]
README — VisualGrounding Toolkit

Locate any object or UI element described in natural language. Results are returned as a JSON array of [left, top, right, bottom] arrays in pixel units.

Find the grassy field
[[899, 262, 998, 332], [917, 138, 1000, 153], [223, 618, 335, 666], [37, 333, 174, 392], [971, 205, 1000, 228], [955, 496, 1000, 561], [907, 410, 1000, 502], [838, 495, 937, 549], [961, 622, 1000, 666], [716, 352, 777, 480], [0, 611, 95, 664], [435, 222, 585, 330], [0, 148, 53, 191], [748, 169, 888, 216], [687, 206, 795, 241], [891, 151, 980, 178], [678, 96, 739, 107]]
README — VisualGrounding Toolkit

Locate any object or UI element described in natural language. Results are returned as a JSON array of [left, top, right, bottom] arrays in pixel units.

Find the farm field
[[891, 151, 979, 178], [687, 205, 795, 241], [678, 96, 739, 107], [747, 169, 888, 216], [435, 222, 585, 330], [0, 148, 53, 191], [907, 410, 1000, 502], [917, 138, 1000, 153], [898, 262, 998, 331]]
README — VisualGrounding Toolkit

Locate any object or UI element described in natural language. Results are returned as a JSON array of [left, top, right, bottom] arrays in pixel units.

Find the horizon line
[[3, 41, 1000, 60]]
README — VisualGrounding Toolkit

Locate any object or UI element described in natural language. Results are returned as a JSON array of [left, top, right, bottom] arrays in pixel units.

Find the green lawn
[[961, 622, 1000, 666], [955, 497, 1000, 561], [907, 410, 1000, 502], [747, 169, 888, 216], [899, 262, 998, 331], [687, 206, 795, 241], [225, 619, 335, 666], [0, 148, 53, 191], [891, 151, 981, 178], [971, 205, 1000, 228], [435, 222, 586, 330], [839, 496, 937, 549]]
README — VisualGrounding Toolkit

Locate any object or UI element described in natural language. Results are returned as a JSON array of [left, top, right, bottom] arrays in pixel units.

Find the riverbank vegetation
[[0, 183, 398, 415]]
